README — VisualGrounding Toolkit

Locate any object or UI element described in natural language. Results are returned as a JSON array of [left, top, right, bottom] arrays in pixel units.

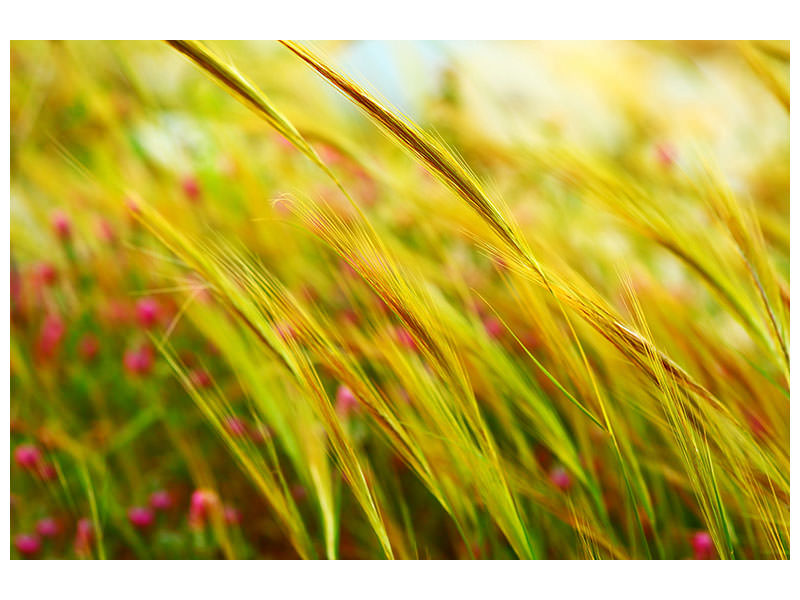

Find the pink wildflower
[[135, 298, 160, 329], [127, 506, 155, 530], [14, 533, 41, 557], [691, 532, 715, 560], [51, 210, 71, 240], [336, 385, 359, 416], [549, 466, 572, 491]]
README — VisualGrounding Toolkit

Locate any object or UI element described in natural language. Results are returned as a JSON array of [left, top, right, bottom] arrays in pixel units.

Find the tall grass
[[10, 40, 789, 559]]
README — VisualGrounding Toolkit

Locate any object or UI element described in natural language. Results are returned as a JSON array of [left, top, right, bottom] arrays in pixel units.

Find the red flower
[[78, 334, 100, 361], [149, 490, 173, 511], [483, 316, 503, 339], [127, 506, 155, 530], [336, 385, 359, 416], [36, 313, 66, 360], [135, 298, 160, 329], [51, 210, 71, 240], [189, 489, 219, 528], [35, 262, 58, 286], [36, 517, 61, 538], [549, 466, 572, 491], [74, 518, 94, 555], [691, 531, 715, 560], [224, 505, 242, 525], [14, 533, 41, 557], [224, 416, 247, 437], [395, 327, 418, 351], [14, 444, 42, 470], [189, 368, 212, 388], [182, 175, 201, 201], [123, 345, 154, 376]]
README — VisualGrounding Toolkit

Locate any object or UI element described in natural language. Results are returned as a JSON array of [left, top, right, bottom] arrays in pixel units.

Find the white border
[[1, 1, 796, 39], [3, 2, 797, 598]]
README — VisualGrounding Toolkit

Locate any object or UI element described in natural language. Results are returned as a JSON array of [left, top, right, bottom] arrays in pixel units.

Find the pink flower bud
[[135, 298, 160, 329], [656, 142, 677, 167], [14, 533, 41, 556], [77, 518, 93, 539], [36, 313, 66, 360], [691, 531, 714, 560], [51, 210, 71, 240], [127, 506, 155, 529], [37, 462, 57, 480], [96, 218, 115, 243], [336, 385, 359, 416], [189, 489, 219, 528], [149, 490, 173, 512], [78, 334, 100, 361], [14, 444, 42, 469], [182, 175, 201, 201], [549, 466, 572, 491], [74, 518, 94, 554], [36, 517, 61, 538], [35, 262, 57, 286], [395, 327, 418, 351], [224, 505, 241, 525], [224, 416, 247, 437], [125, 195, 141, 215], [123, 345, 154, 376], [483, 316, 503, 339], [189, 368, 212, 388]]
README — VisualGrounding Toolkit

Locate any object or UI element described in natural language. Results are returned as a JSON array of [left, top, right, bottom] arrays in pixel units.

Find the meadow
[[9, 40, 789, 559]]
